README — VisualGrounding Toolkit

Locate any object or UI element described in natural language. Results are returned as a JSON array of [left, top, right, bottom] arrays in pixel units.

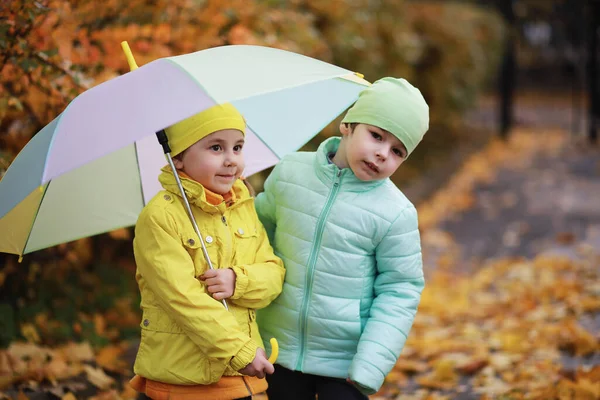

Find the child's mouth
[[364, 161, 379, 173]]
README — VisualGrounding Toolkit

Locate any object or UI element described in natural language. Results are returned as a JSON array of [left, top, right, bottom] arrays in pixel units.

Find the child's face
[[339, 123, 407, 181], [173, 129, 245, 194]]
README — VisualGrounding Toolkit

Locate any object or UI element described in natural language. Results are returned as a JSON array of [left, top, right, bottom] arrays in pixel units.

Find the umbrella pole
[[157, 129, 229, 310], [120, 41, 228, 310]]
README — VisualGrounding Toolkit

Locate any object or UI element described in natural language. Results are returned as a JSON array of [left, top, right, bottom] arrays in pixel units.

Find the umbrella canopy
[[0, 45, 370, 257]]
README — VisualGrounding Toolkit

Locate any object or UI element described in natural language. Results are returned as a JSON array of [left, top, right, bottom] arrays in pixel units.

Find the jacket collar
[[159, 166, 251, 213], [314, 137, 387, 192]]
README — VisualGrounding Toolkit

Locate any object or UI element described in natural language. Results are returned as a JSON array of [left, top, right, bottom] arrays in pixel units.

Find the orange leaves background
[[0, 0, 505, 160]]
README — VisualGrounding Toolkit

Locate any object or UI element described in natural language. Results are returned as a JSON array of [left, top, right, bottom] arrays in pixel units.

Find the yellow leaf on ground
[[62, 393, 77, 400], [96, 345, 126, 372], [8, 342, 52, 365], [394, 359, 429, 373], [579, 296, 600, 312], [90, 389, 121, 400], [576, 365, 600, 383], [83, 365, 114, 390], [431, 359, 458, 382], [60, 342, 94, 362], [494, 331, 529, 353], [416, 374, 455, 390], [383, 369, 408, 385], [556, 378, 600, 400], [575, 379, 600, 398], [45, 356, 73, 382], [560, 321, 598, 356]]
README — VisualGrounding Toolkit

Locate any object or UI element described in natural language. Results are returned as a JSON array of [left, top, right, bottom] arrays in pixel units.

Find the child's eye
[[393, 148, 406, 158], [234, 144, 243, 152], [210, 144, 222, 151], [370, 132, 382, 140]]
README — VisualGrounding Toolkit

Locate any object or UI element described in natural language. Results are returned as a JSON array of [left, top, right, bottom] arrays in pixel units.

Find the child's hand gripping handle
[[267, 338, 279, 364]]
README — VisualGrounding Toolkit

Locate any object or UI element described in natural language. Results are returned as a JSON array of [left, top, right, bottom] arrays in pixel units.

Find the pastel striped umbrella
[[0, 45, 370, 258]]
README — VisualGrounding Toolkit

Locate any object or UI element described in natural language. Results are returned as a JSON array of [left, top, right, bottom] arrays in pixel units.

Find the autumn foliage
[[0, 0, 520, 398], [0, 0, 504, 159]]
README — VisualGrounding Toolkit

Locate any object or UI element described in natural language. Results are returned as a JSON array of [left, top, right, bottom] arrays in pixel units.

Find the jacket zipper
[[295, 169, 342, 370], [221, 212, 232, 269]]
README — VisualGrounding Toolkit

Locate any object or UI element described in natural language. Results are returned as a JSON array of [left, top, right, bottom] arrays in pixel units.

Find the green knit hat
[[341, 77, 429, 157]]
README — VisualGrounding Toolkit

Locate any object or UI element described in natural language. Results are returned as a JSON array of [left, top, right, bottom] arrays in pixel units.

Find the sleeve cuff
[[348, 360, 381, 395], [230, 265, 249, 300], [229, 340, 258, 371]]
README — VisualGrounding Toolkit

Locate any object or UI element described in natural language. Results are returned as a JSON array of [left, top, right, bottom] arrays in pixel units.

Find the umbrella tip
[[121, 41, 139, 71], [354, 72, 364, 79], [18, 255, 23, 263]]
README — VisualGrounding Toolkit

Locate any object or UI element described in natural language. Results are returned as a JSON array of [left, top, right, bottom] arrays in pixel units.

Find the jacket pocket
[[140, 308, 184, 334], [233, 225, 259, 240], [136, 308, 220, 384], [180, 231, 204, 251], [232, 225, 259, 263], [180, 230, 217, 276]]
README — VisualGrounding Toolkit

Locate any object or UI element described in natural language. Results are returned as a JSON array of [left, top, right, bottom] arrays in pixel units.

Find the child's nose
[[224, 152, 239, 166]]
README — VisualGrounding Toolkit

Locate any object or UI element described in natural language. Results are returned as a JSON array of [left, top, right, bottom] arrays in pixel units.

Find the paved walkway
[[435, 133, 600, 268]]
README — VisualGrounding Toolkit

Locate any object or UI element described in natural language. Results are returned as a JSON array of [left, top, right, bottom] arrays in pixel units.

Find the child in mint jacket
[[254, 77, 429, 399]]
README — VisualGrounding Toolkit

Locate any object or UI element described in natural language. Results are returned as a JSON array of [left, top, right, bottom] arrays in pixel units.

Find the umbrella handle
[[120, 41, 228, 310], [267, 338, 279, 364]]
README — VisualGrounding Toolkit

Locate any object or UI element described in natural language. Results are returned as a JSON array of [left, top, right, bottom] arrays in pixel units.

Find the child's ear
[[339, 122, 352, 136], [172, 154, 184, 169]]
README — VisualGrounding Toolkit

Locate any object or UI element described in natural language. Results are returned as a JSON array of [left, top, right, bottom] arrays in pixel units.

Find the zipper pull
[[334, 169, 341, 186], [221, 215, 227, 226]]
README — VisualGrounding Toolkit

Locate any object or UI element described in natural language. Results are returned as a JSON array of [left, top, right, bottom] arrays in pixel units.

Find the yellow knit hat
[[165, 103, 246, 156]]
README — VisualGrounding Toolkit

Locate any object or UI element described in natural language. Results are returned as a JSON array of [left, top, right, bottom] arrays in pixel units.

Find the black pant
[[266, 364, 368, 400]]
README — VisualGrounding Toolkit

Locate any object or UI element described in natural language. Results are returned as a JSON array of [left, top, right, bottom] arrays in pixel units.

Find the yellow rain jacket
[[132, 167, 285, 387]]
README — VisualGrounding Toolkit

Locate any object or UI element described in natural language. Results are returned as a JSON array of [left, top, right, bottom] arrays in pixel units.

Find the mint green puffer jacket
[[255, 137, 424, 395]]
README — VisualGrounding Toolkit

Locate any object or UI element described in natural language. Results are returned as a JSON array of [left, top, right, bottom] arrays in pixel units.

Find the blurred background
[[0, 0, 598, 399]]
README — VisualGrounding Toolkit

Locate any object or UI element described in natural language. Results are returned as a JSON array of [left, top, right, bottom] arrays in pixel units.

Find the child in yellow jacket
[[130, 103, 285, 400]]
